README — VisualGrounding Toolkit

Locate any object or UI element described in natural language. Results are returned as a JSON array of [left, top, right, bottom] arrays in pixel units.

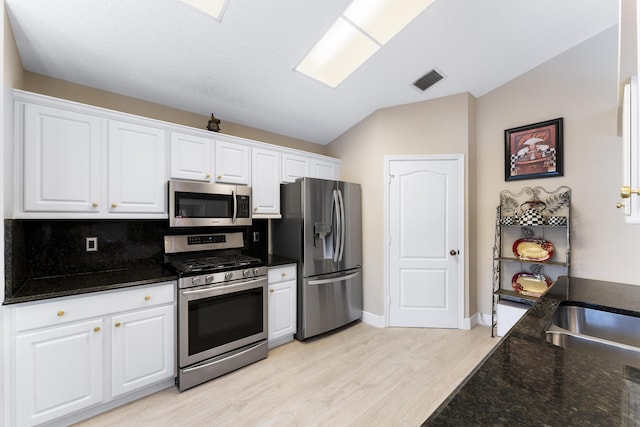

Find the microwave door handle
[[232, 190, 237, 224], [337, 188, 345, 262], [333, 189, 341, 262]]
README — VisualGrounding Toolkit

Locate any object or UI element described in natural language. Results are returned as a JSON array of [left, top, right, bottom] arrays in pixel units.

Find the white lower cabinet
[[267, 264, 297, 348], [111, 305, 175, 397], [16, 319, 105, 426], [12, 282, 176, 426]]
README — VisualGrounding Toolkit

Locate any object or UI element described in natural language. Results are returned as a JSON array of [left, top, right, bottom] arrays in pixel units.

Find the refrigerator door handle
[[332, 189, 341, 262], [337, 188, 346, 262], [308, 271, 360, 286]]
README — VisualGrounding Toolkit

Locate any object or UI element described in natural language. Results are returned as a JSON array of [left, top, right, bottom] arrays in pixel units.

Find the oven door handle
[[182, 278, 265, 296], [182, 341, 265, 374]]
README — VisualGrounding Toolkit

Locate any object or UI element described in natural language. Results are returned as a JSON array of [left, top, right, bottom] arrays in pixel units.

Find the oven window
[[175, 191, 233, 218], [188, 288, 263, 356]]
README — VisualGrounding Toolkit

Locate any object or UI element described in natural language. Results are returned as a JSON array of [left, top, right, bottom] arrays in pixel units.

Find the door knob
[[450, 250, 459, 256], [621, 186, 640, 198]]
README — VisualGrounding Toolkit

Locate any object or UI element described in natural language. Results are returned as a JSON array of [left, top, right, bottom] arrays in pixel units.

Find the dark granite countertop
[[4, 264, 178, 305], [267, 254, 298, 268], [6, 256, 297, 305], [424, 276, 640, 426]]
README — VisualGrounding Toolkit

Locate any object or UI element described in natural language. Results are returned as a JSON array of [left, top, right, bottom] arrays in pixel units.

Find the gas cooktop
[[170, 254, 263, 274]]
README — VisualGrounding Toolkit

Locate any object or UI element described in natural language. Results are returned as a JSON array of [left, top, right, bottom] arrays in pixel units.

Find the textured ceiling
[[6, 0, 619, 145]]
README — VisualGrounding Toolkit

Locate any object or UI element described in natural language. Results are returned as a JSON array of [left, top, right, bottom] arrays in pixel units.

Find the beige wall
[[475, 26, 634, 316], [327, 93, 476, 317], [327, 25, 630, 320], [19, 71, 327, 156], [4, 6, 21, 218], [4, 7, 21, 88]]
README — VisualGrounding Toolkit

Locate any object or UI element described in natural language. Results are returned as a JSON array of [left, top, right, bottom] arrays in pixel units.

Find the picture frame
[[504, 118, 563, 181]]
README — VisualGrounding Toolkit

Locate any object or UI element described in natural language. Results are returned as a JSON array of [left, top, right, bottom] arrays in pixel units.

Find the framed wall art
[[504, 118, 563, 181]]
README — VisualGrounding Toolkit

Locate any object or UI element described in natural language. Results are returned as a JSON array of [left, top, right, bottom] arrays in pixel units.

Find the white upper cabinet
[[170, 132, 213, 182], [23, 103, 102, 212], [215, 140, 250, 185], [251, 147, 281, 217], [108, 120, 168, 214], [281, 152, 310, 183], [311, 158, 339, 181], [14, 91, 341, 219]]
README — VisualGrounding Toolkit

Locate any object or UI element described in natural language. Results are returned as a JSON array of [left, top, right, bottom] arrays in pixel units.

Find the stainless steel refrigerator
[[272, 177, 362, 340]]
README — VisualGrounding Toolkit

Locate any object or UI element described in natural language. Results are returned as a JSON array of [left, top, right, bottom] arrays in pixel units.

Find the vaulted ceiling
[[6, 0, 619, 145]]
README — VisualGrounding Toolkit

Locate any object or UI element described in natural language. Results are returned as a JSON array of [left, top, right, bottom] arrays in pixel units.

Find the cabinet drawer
[[15, 282, 175, 332], [268, 264, 296, 285]]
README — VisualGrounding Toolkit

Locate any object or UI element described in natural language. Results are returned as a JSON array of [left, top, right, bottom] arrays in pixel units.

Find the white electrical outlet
[[86, 237, 98, 252]]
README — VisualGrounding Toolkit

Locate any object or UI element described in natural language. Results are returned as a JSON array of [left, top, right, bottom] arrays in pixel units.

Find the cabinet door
[[108, 120, 167, 213], [170, 132, 213, 181], [251, 148, 281, 216], [311, 158, 339, 181], [16, 319, 104, 426], [268, 280, 296, 341], [215, 140, 250, 184], [23, 103, 102, 212], [111, 305, 175, 397], [281, 152, 310, 183]]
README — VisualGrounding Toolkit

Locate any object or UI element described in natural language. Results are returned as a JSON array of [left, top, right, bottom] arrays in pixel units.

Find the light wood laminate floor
[[75, 322, 498, 427]]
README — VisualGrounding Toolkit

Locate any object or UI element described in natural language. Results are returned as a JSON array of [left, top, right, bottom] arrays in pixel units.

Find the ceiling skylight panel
[[295, 17, 380, 88], [180, 0, 228, 20], [344, 0, 435, 44]]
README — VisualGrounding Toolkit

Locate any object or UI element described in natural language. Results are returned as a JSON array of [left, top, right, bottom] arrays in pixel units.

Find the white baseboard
[[460, 313, 477, 330], [361, 311, 492, 330], [476, 312, 492, 327], [361, 310, 385, 328]]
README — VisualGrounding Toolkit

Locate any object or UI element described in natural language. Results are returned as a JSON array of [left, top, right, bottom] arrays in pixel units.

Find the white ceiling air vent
[[413, 69, 444, 91]]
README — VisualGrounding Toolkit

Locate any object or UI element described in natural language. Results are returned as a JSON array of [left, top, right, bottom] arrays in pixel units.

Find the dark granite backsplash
[[4, 219, 269, 299]]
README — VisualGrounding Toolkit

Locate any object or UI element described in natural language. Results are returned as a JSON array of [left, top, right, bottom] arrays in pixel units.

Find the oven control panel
[[188, 235, 227, 245], [165, 232, 244, 254]]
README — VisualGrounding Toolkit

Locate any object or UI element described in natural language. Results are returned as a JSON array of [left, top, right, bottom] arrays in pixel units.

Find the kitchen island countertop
[[424, 276, 640, 426]]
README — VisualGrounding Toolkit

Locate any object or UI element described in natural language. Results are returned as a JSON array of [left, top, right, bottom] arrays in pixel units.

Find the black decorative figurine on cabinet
[[207, 113, 221, 132]]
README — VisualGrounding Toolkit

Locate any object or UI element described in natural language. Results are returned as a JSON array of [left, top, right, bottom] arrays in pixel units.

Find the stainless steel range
[[165, 232, 268, 392]]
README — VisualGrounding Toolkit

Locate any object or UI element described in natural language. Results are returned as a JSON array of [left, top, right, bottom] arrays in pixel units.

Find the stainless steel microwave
[[168, 180, 252, 227]]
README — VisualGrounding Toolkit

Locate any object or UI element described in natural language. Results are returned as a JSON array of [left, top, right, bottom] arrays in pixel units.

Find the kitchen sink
[[545, 301, 640, 369]]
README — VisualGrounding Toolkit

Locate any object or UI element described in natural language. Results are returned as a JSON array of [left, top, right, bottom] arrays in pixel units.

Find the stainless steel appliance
[[168, 180, 252, 227], [272, 177, 362, 340], [165, 232, 268, 392]]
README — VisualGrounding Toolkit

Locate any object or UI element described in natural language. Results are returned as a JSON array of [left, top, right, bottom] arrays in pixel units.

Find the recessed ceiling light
[[180, 0, 229, 21], [296, 17, 380, 88], [296, 0, 435, 88]]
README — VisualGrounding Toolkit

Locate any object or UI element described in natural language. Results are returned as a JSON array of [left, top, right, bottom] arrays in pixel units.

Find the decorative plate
[[512, 273, 553, 297], [512, 238, 554, 262]]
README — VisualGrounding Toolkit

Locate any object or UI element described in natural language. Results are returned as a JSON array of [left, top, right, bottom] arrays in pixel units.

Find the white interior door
[[387, 155, 463, 328]]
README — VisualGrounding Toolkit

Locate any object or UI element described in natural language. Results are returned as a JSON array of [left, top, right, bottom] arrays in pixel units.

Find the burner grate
[[172, 255, 262, 273]]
